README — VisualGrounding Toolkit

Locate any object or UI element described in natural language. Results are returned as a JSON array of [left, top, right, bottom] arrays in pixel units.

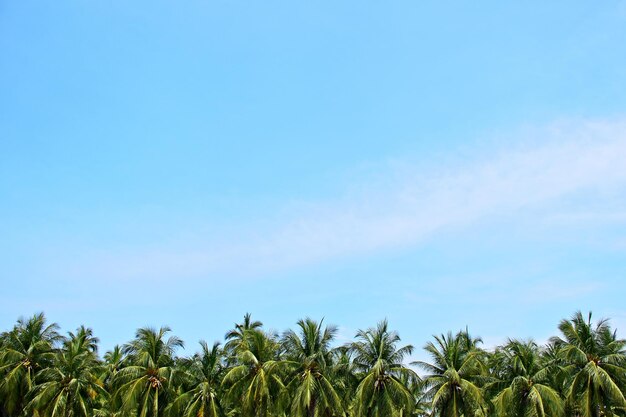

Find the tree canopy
[[1, 311, 625, 417]]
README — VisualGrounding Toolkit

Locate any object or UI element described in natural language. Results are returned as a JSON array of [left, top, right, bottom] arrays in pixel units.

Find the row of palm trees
[[1, 311, 625, 417]]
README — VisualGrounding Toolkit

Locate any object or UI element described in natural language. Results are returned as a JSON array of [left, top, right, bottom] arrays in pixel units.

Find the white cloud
[[65, 118, 626, 281]]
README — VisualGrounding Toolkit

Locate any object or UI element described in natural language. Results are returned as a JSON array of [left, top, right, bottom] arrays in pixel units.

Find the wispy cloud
[[64, 118, 626, 281]]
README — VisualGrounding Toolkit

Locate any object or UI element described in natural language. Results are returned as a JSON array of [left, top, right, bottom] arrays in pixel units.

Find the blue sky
[[2, 1, 626, 357]]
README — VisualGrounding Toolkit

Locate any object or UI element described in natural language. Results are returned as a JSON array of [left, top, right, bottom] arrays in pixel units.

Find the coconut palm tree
[[350, 320, 416, 417], [489, 339, 563, 417], [543, 340, 581, 415], [0, 313, 61, 416], [167, 341, 226, 417], [113, 326, 184, 417], [101, 345, 126, 392], [69, 325, 99, 354], [282, 318, 344, 417], [224, 313, 264, 357], [26, 326, 107, 417], [329, 346, 359, 414], [398, 372, 430, 417], [222, 329, 287, 417], [550, 311, 626, 417], [416, 330, 486, 417]]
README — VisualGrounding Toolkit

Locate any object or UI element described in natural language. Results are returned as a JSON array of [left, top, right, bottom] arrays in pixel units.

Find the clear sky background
[[2, 1, 626, 358]]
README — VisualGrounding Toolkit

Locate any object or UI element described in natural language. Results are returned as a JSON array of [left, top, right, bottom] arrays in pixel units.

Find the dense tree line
[[1, 311, 625, 417]]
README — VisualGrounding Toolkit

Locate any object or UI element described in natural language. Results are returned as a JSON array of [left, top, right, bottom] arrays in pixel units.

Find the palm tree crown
[[416, 330, 486, 417], [168, 341, 226, 417], [489, 339, 563, 417], [113, 326, 184, 417], [350, 320, 417, 417], [26, 327, 107, 417], [222, 329, 287, 417], [550, 311, 626, 417], [0, 313, 61, 416], [282, 318, 344, 417]]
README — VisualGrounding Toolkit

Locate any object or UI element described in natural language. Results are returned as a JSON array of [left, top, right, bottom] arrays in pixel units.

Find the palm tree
[[416, 330, 486, 417], [26, 327, 107, 417], [398, 372, 430, 417], [282, 318, 344, 417], [113, 326, 184, 417], [222, 329, 287, 417], [102, 345, 126, 391], [550, 311, 626, 417], [539, 340, 574, 406], [490, 339, 563, 417], [167, 341, 226, 417], [350, 320, 416, 417], [69, 325, 100, 354], [329, 346, 359, 414], [0, 313, 61, 416], [224, 313, 263, 357]]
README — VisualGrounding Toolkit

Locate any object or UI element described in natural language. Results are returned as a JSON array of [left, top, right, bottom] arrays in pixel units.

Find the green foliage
[[167, 341, 226, 417], [350, 320, 416, 417], [551, 311, 626, 417], [112, 326, 184, 417], [1, 311, 626, 417], [222, 329, 287, 417], [26, 327, 107, 417], [416, 330, 486, 417], [282, 318, 344, 417], [0, 313, 61, 416], [489, 340, 563, 417]]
